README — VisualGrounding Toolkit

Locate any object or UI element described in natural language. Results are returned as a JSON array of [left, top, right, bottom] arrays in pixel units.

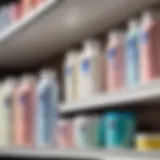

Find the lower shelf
[[0, 148, 160, 160]]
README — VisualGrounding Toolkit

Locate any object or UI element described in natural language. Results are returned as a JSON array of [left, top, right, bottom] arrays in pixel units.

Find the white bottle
[[0, 78, 16, 146], [78, 39, 102, 99], [64, 51, 80, 102]]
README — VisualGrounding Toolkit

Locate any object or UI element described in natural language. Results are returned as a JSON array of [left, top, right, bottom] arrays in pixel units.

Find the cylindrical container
[[136, 133, 160, 151], [78, 39, 102, 99], [0, 78, 16, 146], [64, 52, 79, 102], [74, 116, 99, 149], [36, 69, 59, 148], [32, 0, 43, 8], [21, 0, 32, 16], [106, 31, 125, 92], [13, 75, 35, 147], [140, 11, 160, 83], [105, 112, 136, 149], [126, 19, 140, 87], [56, 119, 74, 149], [9, 3, 18, 24]]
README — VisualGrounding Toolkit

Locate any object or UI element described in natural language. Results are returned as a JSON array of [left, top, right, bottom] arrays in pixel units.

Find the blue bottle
[[126, 19, 140, 87], [36, 69, 59, 147], [105, 111, 136, 149]]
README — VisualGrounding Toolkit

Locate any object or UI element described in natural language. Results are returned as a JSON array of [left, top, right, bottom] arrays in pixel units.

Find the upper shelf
[[60, 80, 160, 115], [0, 0, 159, 68]]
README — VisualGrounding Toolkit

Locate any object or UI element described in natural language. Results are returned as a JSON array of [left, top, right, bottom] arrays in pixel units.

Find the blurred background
[[0, 0, 160, 160]]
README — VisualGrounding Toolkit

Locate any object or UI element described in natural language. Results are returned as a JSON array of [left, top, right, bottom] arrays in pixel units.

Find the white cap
[[128, 19, 139, 29], [83, 38, 101, 51], [109, 30, 125, 39], [65, 50, 80, 66], [40, 69, 57, 80], [20, 74, 36, 84]]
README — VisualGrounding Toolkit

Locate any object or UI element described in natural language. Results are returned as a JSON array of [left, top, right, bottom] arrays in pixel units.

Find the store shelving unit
[[60, 79, 160, 114], [0, 0, 160, 160]]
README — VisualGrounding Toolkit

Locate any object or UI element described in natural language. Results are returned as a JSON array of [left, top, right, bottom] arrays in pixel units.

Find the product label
[[140, 31, 149, 43], [4, 95, 12, 107], [81, 59, 90, 73], [19, 93, 29, 106], [107, 48, 116, 60], [65, 67, 72, 75]]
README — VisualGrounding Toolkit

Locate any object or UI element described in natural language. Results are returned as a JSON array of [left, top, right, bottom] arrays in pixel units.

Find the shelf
[[0, 148, 159, 160], [60, 80, 160, 114], [0, 0, 159, 68]]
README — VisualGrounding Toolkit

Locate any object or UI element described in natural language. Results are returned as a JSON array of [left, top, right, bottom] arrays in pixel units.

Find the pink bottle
[[13, 75, 35, 147], [56, 119, 74, 149], [106, 31, 125, 92], [140, 11, 160, 83]]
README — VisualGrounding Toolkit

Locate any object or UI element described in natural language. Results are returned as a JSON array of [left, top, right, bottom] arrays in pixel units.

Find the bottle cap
[[83, 39, 101, 51], [20, 74, 36, 84], [40, 69, 57, 80], [128, 19, 139, 29]]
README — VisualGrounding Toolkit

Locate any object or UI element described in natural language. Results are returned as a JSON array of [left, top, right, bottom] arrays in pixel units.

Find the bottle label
[[65, 67, 72, 75], [19, 93, 30, 106], [107, 48, 116, 60], [81, 59, 90, 73], [4, 95, 12, 108], [140, 31, 148, 44]]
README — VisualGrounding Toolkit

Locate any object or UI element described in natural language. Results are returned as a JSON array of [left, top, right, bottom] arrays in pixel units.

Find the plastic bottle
[[78, 39, 102, 99], [36, 69, 59, 148], [105, 112, 136, 149], [140, 11, 160, 83], [13, 75, 35, 147], [74, 115, 99, 149], [106, 31, 125, 91], [126, 19, 140, 87], [0, 78, 16, 146], [64, 51, 79, 102], [56, 119, 74, 149]]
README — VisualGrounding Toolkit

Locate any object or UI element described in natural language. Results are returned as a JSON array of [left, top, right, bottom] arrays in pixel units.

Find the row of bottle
[[0, 0, 46, 32], [56, 112, 136, 149], [0, 69, 59, 147], [64, 10, 160, 102], [56, 112, 160, 151]]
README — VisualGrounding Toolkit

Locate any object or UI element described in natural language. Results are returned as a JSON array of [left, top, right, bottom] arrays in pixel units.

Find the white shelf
[[0, 0, 57, 42], [0, 0, 159, 68], [60, 80, 160, 114], [0, 148, 159, 160]]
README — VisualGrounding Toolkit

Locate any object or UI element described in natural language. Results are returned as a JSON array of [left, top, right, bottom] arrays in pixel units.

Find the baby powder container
[[106, 31, 125, 92], [105, 111, 136, 149], [36, 69, 59, 148], [126, 19, 140, 87], [74, 115, 99, 149], [0, 78, 16, 146], [78, 39, 102, 99], [140, 11, 160, 83], [64, 51, 80, 102], [13, 75, 36, 147], [56, 119, 74, 149], [136, 133, 160, 151]]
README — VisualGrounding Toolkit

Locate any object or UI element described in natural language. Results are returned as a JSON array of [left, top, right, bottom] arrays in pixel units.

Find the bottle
[[64, 51, 79, 102], [140, 11, 160, 83], [0, 78, 16, 146], [56, 119, 74, 149], [126, 19, 140, 87], [106, 31, 125, 91], [36, 69, 59, 148], [78, 39, 102, 99], [13, 75, 35, 147], [74, 115, 99, 149], [105, 112, 136, 149]]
